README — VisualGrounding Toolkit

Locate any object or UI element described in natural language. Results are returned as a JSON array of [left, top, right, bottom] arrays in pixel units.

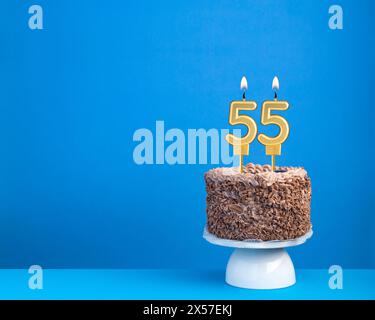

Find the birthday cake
[[204, 163, 311, 241]]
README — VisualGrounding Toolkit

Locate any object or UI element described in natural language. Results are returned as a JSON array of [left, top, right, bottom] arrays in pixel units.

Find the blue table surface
[[0, 269, 374, 300]]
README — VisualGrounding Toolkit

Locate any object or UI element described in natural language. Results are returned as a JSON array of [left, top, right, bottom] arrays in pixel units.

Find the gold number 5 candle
[[225, 76, 257, 173], [258, 76, 289, 171]]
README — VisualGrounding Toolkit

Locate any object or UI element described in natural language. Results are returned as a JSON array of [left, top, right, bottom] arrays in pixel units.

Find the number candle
[[258, 76, 290, 171], [225, 76, 258, 173]]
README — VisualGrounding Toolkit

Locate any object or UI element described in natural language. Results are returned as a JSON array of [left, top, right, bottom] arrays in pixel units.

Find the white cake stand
[[203, 227, 313, 290]]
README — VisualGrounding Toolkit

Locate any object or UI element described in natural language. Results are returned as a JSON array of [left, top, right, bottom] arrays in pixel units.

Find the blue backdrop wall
[[0, 0, 374, 268]]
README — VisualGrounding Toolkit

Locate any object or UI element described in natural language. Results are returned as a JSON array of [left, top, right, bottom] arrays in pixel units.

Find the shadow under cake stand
[[203, 227, 313, 289]]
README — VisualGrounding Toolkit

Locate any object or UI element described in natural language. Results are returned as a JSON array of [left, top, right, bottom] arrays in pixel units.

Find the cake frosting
[[204, 163, 312, 241]]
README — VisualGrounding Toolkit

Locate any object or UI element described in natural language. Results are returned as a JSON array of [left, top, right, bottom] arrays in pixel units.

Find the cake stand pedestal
[[203, 227, 313, 290]]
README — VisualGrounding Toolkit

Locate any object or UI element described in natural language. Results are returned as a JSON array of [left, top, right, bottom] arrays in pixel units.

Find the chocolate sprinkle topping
[[204, 163, 312, 241]]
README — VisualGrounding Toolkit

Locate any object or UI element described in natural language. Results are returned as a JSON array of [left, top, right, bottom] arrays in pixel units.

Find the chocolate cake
[[204, 163, 312, 241]]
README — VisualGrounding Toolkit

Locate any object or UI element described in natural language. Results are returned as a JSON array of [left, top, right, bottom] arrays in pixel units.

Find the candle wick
[[274, 91, 278, 100], [243, 91, 246, 100]]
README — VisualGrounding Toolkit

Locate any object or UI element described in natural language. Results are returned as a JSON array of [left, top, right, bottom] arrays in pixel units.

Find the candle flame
[[272, 76, 279, 91], [240, 76, 248, 91]]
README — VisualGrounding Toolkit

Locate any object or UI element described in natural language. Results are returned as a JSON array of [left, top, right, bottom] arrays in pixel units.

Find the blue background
[[1, 269, 375, 299], [0, 0, 374, 269]]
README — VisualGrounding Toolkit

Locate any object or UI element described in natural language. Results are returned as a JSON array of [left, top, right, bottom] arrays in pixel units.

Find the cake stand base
[[203, 226, 313, 290], [226, 248, 295, 289]]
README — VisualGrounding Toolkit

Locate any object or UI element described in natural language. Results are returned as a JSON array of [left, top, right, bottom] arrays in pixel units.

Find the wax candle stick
[[258, 76, 290, 171], [226, 76, 258, 173]]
